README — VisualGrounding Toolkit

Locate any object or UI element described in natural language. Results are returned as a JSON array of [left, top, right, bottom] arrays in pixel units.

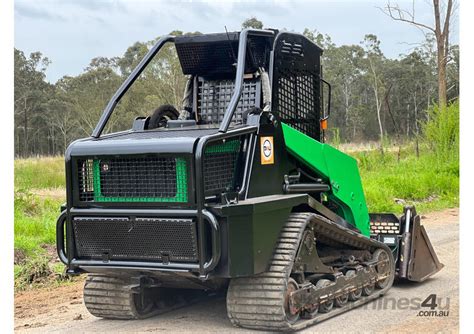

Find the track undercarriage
[[82, 212, 395, 331], [226, 212, 395, 331]]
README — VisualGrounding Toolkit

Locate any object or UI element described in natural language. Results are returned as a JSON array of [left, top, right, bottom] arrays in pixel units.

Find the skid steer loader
[[56, 29, 443, 331]]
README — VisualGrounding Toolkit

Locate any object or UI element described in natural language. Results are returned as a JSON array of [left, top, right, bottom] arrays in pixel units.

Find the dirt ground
[[14, 208, 459, 333]]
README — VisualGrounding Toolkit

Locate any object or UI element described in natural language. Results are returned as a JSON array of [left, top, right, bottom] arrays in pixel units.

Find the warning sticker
[[260, 136, 274, 165]]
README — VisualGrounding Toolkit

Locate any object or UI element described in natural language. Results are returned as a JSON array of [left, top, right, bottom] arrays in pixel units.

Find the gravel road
[[15, 208, 459, 333]]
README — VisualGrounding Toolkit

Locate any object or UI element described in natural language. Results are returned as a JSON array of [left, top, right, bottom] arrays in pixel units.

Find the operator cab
[[141, 31, 272, 131], [132, 30, 326, 144]]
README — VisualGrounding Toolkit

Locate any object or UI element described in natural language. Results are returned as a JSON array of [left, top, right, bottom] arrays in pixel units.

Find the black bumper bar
[[56, 208, 221, 277]]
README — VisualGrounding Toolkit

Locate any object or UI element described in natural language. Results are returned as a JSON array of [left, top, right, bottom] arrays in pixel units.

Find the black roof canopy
[[175, 31, 274, 77]]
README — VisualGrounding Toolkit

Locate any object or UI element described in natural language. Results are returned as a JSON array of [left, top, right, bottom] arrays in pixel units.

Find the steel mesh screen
[[175, 33, 270, 75], [272, 33, 322, 140], [197, 78, 260, 125], [73, 217, 198, 262], [177, 42, 239, 76], [203, 139, 241, 195], [277, 71, 319, 137], [77, 157, 188, 202]]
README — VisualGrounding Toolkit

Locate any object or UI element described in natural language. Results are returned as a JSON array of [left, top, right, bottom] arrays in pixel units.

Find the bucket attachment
[[398, 207, 444, 282], [370, 206, 444, 282]]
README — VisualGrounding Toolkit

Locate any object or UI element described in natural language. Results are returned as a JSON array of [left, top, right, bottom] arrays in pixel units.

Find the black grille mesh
[[175, 33, 270, 75], [277, 71, 319, 137], [272, 33, 322, 140], [76, 156, 188, 203], [203, 139, 241, 195], [177, 42, 239, 76], [197, 78, 260, 125], [73, 217, 198, 262]]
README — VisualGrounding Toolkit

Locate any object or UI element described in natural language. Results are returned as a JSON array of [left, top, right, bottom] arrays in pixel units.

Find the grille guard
[[57, 208, 221, 277], [60, 126, 257, 277]]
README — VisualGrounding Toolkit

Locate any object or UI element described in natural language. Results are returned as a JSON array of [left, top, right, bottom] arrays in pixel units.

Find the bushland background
[[14, 12, 459, 290]]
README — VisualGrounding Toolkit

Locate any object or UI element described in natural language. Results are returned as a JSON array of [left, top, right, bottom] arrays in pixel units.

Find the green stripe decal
[[205, 139, 240, 154], [92, 158, 188, 203]]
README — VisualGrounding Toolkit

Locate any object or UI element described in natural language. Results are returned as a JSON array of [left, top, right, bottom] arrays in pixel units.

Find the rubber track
[[84, 274, 154, 320], [226, 212, 395, 331]]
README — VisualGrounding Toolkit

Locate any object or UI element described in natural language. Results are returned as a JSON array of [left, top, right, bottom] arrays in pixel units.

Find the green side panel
[[92, 158, 188, 203], [281, 123, 370, 236]]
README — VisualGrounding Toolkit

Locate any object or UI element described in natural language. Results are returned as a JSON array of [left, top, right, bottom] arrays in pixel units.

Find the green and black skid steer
[[57, 29, 444, 331]]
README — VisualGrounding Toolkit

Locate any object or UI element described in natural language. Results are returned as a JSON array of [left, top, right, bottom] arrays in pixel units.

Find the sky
[[14, 0, 459, 83]]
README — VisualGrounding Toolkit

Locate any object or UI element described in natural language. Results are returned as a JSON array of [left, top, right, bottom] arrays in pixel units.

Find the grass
[[14, 190, 63, 255], [353, 144, 459, 213], [14, 156, 65, 190], [14, 157, 66, 290]]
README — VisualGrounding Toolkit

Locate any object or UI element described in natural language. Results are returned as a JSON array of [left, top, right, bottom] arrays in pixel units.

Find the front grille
[[203, 139, 241, 195], [73, 217, 198, 262], [77, 156, 188, 203]]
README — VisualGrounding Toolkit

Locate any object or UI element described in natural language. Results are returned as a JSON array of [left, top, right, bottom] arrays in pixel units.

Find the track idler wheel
[[373, 248, 391, 289], [285, 278, 301, 324]]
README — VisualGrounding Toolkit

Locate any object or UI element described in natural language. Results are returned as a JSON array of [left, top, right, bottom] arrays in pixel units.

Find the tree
[[446, 44, 459, 102], [117, 42, 149, 77], [323, 44, 365, 140], [362, 34, 386, 143], [303, 28, 333, 48], [383, 0, 456, 109], [242, 17, 263, 29], [14, 49, 52, 156], [13, 23, 458, 156]]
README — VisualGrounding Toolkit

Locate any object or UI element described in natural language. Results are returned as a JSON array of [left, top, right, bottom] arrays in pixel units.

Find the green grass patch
[[15, 156, 65, 190], [14, 190, 63, 255], [351, 145, 459, 213], [14, 156, 66, 290], [14, 191, 67, 291]]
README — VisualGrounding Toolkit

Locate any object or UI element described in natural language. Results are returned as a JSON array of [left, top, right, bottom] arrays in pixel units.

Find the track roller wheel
[[346, 271, 362, 301], [334, 293, 349, 307], [362, 283, 375, 296], [301, 304, 319, 319], [373, 248, 391, 289], [84, 274, 157, 320], [316, 279, 334, 313]]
